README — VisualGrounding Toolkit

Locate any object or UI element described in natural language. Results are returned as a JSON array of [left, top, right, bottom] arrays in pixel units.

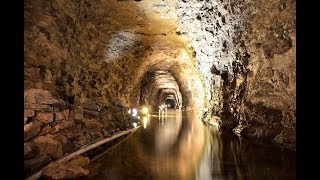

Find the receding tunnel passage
[[139, 69, 182, 111], [164, 96, 177, 109], [24, 0, 295, 179]]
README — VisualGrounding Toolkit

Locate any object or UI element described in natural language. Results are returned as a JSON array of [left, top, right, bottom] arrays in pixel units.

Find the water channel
[[81, 110, 296, 180]]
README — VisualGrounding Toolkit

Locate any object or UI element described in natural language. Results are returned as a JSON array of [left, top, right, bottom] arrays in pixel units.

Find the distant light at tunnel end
[[141, 106, 149, 114]]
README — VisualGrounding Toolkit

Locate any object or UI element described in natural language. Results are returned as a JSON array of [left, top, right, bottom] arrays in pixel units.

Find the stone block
[[35, 112, 54, 123], [24, 88, 61, 104], [24, 120, 43, 141], [33, 136, 63, 159], [24, 109, 35, 118], [25, 103, 53, 112], [42, 162, 89, 179]]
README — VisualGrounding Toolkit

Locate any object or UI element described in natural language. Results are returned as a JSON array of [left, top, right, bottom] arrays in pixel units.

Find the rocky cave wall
[[24, 0, 204, 108], [24, 2, 296, 176], [175, 0, 296, 148], [24, 0, 206, 176]]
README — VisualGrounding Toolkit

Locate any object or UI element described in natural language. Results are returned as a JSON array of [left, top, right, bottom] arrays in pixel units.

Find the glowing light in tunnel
[[128, 108, 131, 114], [132, 108, 138, 117], [132, 122, 138, 128], [141, 106, 149, 114], [161, 104, 166, 109]]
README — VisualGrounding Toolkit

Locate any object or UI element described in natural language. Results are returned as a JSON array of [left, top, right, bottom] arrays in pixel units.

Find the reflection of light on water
[[143, 116, 148, 129]]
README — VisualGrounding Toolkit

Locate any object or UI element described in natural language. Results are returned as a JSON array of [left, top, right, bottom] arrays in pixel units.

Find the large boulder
[[42, 162, 89, 179], [24, 120, 43, 141], [33, 136, 63, 159]]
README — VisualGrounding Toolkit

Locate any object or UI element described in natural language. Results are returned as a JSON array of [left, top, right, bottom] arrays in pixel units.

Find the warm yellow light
[[143, 116, 148, 129], [141, 106, 149, 114], [132, 122, 137, 128]]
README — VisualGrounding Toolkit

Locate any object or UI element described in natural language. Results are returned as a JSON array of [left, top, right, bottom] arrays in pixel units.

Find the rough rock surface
[[33, 136, 64, 159], [175, 0, 295, 148], [67, 155, 90, 167], [24, 120, 43, 141], [23, 89, 134, 177], [35, 112, 54, 123], [42, 161, 89, 179], [24, 0, 205, 110], [25, 2, 296, 177]]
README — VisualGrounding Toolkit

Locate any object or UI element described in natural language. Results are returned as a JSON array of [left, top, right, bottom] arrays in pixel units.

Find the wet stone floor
[[80, 110, 296, 180]]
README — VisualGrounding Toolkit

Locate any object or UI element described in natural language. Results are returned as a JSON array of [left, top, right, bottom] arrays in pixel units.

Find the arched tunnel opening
[[139, 69, 183, 111], [164, 95, 177, 109], [24, 0, 296, 179]]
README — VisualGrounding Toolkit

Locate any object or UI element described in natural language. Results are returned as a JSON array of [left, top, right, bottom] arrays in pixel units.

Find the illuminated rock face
[[175, 0, 296, 149], [24, 0, 295, 167]]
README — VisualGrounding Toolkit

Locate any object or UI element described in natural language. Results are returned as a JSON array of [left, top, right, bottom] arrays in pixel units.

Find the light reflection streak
[[143, 116, 148, 129]]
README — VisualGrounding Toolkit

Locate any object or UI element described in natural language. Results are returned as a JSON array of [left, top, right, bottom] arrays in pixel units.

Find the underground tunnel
[[24, 0, 296, 179]]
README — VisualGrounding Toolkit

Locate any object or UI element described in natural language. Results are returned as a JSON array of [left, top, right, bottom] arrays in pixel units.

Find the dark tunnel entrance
[[164, 96, 177, 109]]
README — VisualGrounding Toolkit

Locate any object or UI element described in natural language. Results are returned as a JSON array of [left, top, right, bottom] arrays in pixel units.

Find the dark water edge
[[80, 110, 296, 180]]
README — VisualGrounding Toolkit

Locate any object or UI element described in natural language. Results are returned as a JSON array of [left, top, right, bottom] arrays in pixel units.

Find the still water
[[81, 110, 296, 180]]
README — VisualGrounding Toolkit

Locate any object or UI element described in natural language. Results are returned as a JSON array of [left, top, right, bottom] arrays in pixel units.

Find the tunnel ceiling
[[25, 0, 295, 148]]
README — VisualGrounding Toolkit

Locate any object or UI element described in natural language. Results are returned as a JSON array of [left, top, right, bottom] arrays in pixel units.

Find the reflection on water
[[81, 110, 296, 180]]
